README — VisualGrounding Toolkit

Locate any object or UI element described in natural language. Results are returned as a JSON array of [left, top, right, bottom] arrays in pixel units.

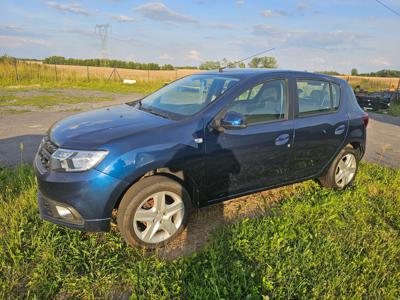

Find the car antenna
[[218, 47, 276, 72]]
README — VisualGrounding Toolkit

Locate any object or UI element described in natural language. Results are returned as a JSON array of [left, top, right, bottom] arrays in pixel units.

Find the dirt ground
[[0, 88, 399, 259]]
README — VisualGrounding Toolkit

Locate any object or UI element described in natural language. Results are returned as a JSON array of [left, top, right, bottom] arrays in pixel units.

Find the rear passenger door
[[290, 79, 348, 179]]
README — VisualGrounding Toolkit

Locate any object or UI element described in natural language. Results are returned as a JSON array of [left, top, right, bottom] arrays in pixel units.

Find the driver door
[[204, 79, 294, 202]]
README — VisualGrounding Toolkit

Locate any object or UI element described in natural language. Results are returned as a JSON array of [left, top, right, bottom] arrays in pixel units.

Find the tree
[[199, 60, 221, 70], [351, 68, 358, 76], [248, 56, 278, 68]]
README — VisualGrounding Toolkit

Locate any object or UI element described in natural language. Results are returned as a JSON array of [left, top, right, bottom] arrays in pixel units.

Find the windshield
[[135, 74, 240, 119]]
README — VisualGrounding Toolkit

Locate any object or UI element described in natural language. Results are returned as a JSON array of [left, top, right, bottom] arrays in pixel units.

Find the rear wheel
[[117, 175, 192, 249], [319, 145, 358, 189]]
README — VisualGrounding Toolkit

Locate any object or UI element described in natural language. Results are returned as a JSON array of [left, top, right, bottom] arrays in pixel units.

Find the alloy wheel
[[335, 153, 357, 188], [133, 191, 185, 244]]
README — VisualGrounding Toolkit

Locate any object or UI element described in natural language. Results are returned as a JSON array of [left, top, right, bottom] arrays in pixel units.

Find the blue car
[[34, 69, 368, 248]]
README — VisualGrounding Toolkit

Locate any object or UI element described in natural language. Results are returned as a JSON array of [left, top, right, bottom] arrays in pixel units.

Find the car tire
[[117, 175, 192, 249], [318, 145, 359, 190]]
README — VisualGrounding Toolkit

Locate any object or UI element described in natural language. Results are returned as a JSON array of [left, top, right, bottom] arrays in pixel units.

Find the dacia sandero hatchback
[[34, 70, 368, 248]]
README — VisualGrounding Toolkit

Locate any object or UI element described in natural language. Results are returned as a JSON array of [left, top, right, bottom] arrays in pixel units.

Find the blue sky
[[0, 0, 399, 73]]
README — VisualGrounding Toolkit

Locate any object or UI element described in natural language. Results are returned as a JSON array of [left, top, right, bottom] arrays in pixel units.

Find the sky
[[0, 0, 399, 73]]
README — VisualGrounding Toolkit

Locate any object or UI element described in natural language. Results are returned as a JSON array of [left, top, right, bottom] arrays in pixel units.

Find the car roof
[[201, 68, 345, 84]]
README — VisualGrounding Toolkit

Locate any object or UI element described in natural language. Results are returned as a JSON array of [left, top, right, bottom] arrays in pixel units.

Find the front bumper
[[34, 154, 128, 232]]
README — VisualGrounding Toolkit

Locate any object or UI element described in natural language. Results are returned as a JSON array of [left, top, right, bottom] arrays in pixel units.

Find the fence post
[[14, 60, 19, 82], [175, 69, 178, 79], [147, 69, 150, 82], [54, 63, 58, 81], [86, 65, 90, 82]]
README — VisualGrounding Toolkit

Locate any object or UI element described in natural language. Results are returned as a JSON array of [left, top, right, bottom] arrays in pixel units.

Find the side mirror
[[220, 111, 247, 129]]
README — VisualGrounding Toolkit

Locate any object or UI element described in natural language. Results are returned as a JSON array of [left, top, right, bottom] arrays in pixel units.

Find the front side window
[[228, 80, 287, 124], [136, 74, 240, 119]]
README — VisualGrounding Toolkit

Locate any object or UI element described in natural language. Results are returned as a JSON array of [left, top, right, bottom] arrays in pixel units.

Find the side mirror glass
[[221, 111, 247, 129]]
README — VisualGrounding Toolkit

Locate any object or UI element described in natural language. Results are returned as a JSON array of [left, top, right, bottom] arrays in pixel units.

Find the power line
[[219, 47, 276, 71], [375, 0, 400, 17]]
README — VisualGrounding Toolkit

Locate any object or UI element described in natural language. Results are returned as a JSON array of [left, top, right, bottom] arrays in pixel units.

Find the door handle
[[334, 125, 346, 135], [275, 134, 290, 146]]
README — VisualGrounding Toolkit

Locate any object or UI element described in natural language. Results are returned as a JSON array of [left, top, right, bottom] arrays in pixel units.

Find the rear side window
[[296, 80, 340, 116], [229, 79, 287, 124]]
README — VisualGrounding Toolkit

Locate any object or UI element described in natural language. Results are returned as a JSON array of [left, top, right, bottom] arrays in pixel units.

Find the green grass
[[1, 163, 399, 299], [0, 94, 113, 108], [0, 59, 166, 94], [1, 80, 164, 95], [388, 102, 400, 116], [349, 79, 390, 92]]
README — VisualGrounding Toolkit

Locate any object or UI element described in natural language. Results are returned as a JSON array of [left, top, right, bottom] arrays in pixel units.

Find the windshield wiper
[[140, 106, 170, 119]]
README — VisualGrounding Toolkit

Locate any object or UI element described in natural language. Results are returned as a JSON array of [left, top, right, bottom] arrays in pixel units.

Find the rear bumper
[[34, 154, 128, 232]]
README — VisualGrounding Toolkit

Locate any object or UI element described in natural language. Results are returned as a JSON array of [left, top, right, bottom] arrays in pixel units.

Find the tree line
[[351, 68, 400, 78], [42, 56, 196, 71], [199, 56, 278, 70]]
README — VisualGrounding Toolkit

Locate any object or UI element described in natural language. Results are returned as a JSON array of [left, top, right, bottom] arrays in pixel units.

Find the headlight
[[51, 149, 108, 172]]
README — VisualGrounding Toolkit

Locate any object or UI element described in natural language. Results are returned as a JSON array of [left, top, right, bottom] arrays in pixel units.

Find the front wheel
[[319, 145, 359, 189], [117, 175, 192, 249]]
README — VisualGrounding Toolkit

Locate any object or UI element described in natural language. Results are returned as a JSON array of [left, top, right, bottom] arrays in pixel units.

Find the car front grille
[[37, 136, 58, 172]]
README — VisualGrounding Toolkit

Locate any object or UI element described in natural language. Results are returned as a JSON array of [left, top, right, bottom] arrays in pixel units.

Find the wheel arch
[[112, 166, 200, 212]]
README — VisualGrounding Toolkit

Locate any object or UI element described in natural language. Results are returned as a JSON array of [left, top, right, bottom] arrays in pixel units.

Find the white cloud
[[372, 57, 391, 66], [209, 22, 236, 30], [47, 1, 89, 16], [186, 50, 201, 61], [310, 57, 326, 64], [111, 15, 137, 23], [5, 25, 24, 32], [252, 25, 367, 50], [261, 9, 287, 17], [135, 2, 197, 24], [63, 28, 94, 37], [296, 2, 308, 11], [0, 35, 48, 48], [236, 0, 245, 4], [159, 53, 173, 60]]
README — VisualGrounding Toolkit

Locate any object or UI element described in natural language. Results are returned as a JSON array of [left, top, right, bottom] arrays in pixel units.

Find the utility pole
[[95, 24, 111, 59]]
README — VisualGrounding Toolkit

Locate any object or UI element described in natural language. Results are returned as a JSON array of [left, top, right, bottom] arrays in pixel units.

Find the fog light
[[55, 205, 74, 219]]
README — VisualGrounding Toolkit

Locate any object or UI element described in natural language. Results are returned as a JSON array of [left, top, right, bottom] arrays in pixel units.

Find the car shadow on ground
[[0, 134, 43, 167]]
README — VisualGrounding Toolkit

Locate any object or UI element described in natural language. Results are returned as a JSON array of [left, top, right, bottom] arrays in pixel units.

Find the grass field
[[0, 60, 170, 94], [1, 59, 399, 94], [0, 162, 399, 299], [337, 75, 400, 91]]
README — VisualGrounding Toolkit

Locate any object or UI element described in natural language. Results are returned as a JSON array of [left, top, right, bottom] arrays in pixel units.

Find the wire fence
[[1, 59, 399, 92], [0, 59, 200, 85]]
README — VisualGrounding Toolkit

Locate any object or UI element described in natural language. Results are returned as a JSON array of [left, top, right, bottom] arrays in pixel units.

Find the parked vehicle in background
[[369, 90, 399, 104], [34, 69, 368, 249], [354, 85, 399, 111]]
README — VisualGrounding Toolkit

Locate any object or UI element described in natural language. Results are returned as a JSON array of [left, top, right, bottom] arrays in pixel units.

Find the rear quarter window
[[331, 83, 341, 110]]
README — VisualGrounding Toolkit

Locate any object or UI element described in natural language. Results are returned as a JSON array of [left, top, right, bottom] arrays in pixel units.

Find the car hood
[[49, 104, 174, 149]]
